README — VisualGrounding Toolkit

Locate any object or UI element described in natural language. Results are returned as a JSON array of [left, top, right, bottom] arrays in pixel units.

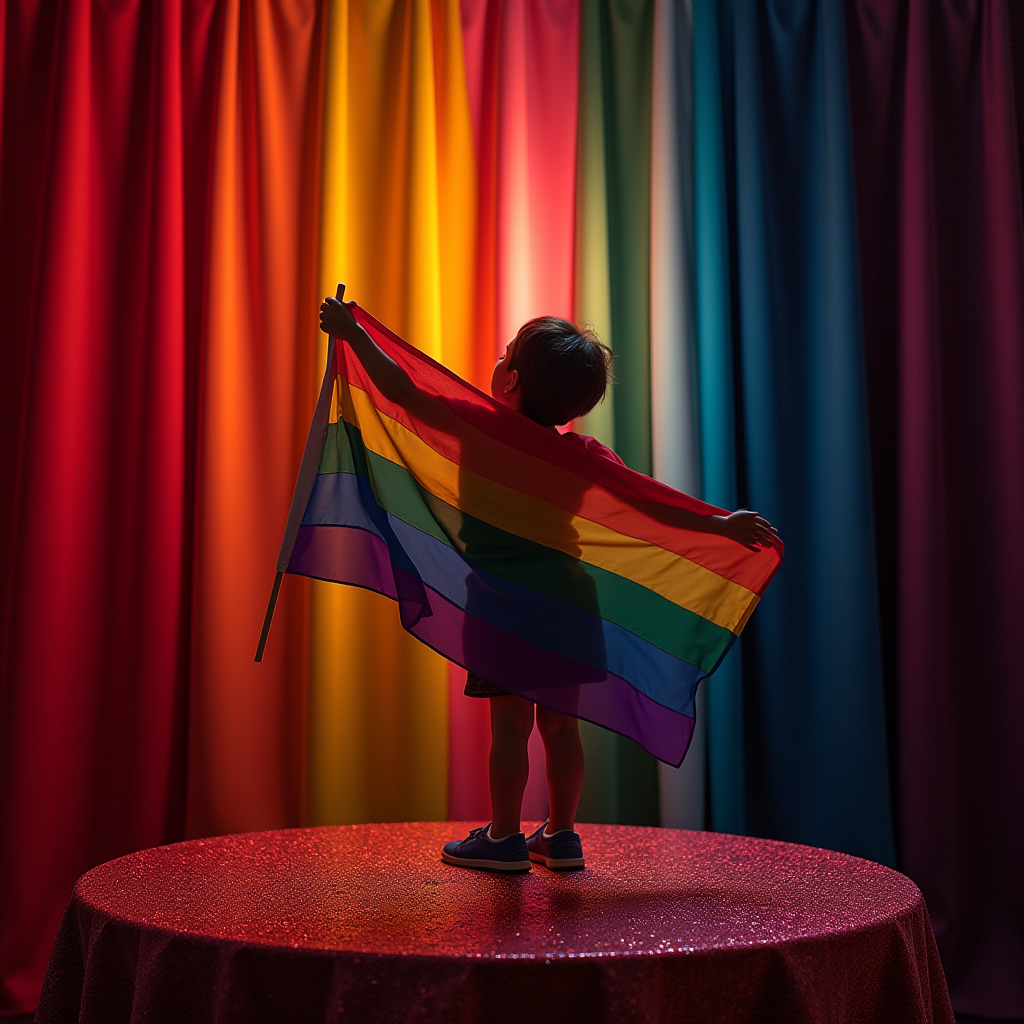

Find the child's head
[[490, 316, 614, 427]]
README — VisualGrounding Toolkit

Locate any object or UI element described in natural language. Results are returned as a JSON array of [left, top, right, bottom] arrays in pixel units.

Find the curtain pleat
[[719, 0, 896, 864], [650, 0, 704, 830], [692, 0, 746, 835], [574, 0, 659, 827], [846, 1, 1024, 1013], [0, 2, 192, 1009], [185, 0, 325, 839], [0, 0, 317, 1009], [452, 0, 580, 821], [306, 0, 476, 826]]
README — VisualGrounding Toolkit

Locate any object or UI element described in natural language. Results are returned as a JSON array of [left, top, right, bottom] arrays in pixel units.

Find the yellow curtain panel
[[307, 0, 476, 825]]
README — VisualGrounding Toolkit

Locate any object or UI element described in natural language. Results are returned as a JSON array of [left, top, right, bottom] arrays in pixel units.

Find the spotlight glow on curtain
[[450, 0, 581, 822]]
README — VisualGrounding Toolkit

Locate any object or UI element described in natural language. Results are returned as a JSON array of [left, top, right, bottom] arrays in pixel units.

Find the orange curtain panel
[[186, 0, 326, 839]]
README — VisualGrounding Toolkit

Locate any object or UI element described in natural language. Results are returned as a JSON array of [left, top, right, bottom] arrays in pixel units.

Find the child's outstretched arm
[[658, 504, 779, 552], [319, 288, 451, 428], [709, 509, 779, 551]]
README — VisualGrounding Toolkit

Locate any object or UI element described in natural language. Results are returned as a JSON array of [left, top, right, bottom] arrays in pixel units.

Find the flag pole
[[254, 572, 283, 663], [254, 283, 345, 663]]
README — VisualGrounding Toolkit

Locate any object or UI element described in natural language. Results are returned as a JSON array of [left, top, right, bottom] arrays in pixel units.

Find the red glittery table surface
[[35, 822, 953, 1024]]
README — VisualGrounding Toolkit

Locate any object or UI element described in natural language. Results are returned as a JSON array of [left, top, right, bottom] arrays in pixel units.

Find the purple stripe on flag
[[289, 524, 696, 766]]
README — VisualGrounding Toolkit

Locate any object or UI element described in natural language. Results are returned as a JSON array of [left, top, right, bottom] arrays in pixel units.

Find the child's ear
[[503, 369, 520, 394]]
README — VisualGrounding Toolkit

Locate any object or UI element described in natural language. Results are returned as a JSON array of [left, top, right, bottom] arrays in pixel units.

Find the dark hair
[[506, 316, 614, 427]]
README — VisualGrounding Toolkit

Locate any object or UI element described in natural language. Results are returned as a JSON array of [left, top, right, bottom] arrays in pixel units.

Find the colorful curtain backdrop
[[2, 0, 1022, 1015]]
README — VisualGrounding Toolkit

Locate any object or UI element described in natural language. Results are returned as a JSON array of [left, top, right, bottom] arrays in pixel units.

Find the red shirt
[[560, 430, 626, 467]]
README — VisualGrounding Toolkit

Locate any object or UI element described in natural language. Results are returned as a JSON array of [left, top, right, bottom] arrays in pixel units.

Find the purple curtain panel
[[846, 1, 1024, 1016]]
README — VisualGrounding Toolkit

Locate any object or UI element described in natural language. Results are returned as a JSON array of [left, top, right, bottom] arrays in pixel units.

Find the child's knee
[[490, 696, 535, 738], [536, 707, 578, 739]]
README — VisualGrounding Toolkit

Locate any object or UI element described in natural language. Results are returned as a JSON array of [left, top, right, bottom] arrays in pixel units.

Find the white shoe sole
[[529, 851, 585, 870], [441, 851, 531, 872]]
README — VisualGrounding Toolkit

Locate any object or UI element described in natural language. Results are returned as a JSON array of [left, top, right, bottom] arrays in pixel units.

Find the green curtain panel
[[575, 0, 659, 826]]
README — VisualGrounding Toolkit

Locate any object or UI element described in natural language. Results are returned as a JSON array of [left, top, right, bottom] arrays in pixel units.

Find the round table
[[36, 822, 953, 1023]]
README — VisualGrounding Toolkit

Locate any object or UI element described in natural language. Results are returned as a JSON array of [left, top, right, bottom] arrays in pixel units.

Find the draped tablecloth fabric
[[36, 823, 953, 1024]]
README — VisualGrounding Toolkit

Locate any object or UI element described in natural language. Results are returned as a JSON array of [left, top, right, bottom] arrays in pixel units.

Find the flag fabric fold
[[279, 306, 782, 766]]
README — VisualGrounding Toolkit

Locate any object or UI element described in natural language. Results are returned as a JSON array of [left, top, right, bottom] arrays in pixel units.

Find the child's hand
[[719, 510, 779, 550], [319, 292, 361, 341]]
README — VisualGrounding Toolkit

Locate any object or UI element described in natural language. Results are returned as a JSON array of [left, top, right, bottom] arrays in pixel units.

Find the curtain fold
[[307, 0, 476, 826], [692, 0, 746, 835], [650, 0, 704, 830], [574, 0, 659, 827], [0, 0, 256, 1010], [696, 0, 896, 864], [185, 0, 325, 839], [846, 1, 1024, 1013], [452, 0, 580, 821], [732, 0, 894, 864]]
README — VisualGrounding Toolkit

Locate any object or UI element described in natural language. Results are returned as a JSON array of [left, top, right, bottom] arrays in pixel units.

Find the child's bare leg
[[488, 695, 535, 839], [536, 706, 584, 833]]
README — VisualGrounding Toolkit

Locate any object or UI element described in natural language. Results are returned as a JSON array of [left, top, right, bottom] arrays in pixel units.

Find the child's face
[[490, 341, 522, 412]]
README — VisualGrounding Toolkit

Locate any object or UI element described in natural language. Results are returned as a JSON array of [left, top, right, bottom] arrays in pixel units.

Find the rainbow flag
[[271, 306, 782, 766]]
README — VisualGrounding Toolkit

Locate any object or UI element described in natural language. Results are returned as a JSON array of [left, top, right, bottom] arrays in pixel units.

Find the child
[[319, 291, 778, 873]]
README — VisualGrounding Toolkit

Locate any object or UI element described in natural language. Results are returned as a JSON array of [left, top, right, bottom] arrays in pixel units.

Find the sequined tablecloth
[[35, 822, 952, 1023]]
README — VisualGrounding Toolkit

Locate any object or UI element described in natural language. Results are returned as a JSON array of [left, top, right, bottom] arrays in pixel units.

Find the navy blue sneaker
[[442, 825, 531, 872], [526, 822, 585, 870]]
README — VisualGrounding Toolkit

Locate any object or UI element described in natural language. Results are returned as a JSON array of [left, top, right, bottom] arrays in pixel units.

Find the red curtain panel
[[0, 0, 325, 1012], [0, 0, 197, 1009], [846, 1, 1024, 1015]]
